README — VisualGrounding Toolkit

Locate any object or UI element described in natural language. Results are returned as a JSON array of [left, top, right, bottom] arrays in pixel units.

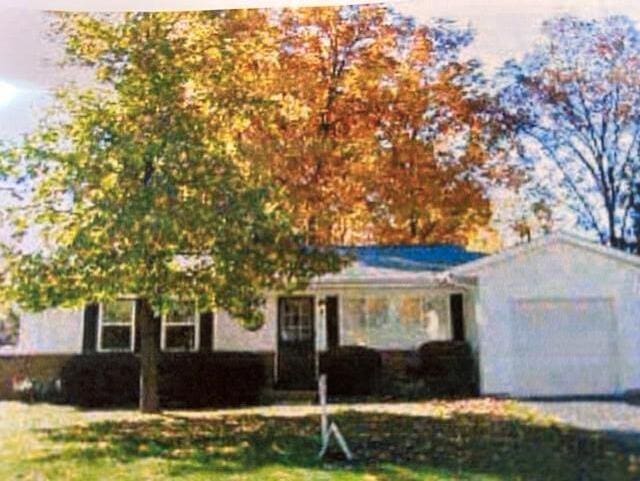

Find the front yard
[[0, 399, 638, 481]]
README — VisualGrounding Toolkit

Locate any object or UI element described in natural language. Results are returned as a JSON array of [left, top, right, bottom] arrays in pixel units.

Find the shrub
[[413, 341, 477, 397], [320, 346, 381, 396], [60, 353, 266, 408], [158, 353, 266, 408], [60, 354, 139, 407]]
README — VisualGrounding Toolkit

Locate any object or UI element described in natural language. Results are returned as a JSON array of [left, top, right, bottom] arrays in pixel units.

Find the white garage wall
[[472, 240, 640, 396]]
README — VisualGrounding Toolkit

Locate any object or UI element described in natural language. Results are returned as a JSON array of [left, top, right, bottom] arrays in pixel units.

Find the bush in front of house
[[158, 353, 266, 408], [60, 354, 140, 407], [320, 346, 382, 396], [60, 353, 266, 408], [413, 341, 478, 397]]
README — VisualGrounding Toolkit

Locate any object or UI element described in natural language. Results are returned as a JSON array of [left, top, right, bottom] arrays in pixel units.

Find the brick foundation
[[0, 354, 74, 399]]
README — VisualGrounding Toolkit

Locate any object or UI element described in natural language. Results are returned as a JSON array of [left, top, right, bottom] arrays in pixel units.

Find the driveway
[[524, 400, 640, 452]]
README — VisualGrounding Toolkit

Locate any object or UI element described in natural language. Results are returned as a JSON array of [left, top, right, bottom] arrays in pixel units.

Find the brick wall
[[0, 355, 73, 399]]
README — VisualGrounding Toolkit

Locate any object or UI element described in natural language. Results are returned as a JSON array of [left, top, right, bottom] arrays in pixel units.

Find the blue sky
[[2, 1, 640, 141]]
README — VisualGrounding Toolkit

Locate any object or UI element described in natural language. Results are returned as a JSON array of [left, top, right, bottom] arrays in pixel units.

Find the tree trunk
[[606, 201, 619, 248], [138, 299, 160, 413]]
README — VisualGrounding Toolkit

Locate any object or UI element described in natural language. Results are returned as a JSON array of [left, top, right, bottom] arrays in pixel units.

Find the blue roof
[[337, 245, 486, 273]]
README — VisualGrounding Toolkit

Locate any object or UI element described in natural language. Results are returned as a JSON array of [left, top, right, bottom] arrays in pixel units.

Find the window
[[343, 297, 365, 326], [366, 298, 390, 328], [280, 298, 313, 342], [341, 294, 452, 349], [0, 308, 19, 348], [162, 303, 199, 351], [342, 297, 367, 345], [342, 297, 391, 345], [423, 296, 451, 340], [399, 297, 424, 325], [98, 300, 135, 352]]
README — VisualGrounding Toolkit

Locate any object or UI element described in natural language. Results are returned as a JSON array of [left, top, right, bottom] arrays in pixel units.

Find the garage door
[[512, 298, 618, 397]]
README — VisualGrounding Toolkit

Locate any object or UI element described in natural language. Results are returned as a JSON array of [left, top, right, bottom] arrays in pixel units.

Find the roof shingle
[[313, 245, 486, 285]]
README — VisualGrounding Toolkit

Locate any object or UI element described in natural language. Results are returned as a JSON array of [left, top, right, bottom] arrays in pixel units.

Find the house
[[1, 231, 639, 400]]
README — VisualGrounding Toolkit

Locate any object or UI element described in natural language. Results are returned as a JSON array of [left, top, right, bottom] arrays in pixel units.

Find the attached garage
[[453, 232, 640, 398]]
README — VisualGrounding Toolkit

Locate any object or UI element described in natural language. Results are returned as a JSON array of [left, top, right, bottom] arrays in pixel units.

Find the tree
[[244, 7, 502, 245], [364, 18, 500, 244], [498, 15, 640, 250], [1, 11, 340, 413]]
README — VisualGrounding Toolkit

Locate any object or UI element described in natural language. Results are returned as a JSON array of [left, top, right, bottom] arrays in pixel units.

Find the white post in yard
[[317, 374, 353, 461], [319, 374, 329, 441]]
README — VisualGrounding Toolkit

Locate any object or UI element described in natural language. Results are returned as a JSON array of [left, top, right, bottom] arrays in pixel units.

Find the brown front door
[[277, 296, 315, 389]]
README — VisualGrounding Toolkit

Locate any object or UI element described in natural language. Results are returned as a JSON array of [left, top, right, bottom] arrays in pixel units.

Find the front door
[[277, 296, 316, 389]]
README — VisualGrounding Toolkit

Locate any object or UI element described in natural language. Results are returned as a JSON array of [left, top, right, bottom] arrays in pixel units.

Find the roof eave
[[452, 231, 640, 276], [309, 272, 476, 289]]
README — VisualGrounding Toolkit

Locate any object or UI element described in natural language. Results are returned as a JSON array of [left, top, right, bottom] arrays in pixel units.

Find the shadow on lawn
[[37, 410, 638, 480]]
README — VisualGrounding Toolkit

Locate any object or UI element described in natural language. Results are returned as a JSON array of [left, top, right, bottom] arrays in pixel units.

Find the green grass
[[0, 399, 637, 480]]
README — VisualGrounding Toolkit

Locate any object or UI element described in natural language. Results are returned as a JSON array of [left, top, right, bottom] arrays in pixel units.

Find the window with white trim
[[162, 303, 199, 351], [98, 300, 136, 352], [341, 294, 451, 349], [280, 298, 313, 342]]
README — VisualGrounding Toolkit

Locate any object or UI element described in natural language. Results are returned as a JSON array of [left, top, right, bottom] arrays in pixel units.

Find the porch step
[[262, 388, 317, 405]]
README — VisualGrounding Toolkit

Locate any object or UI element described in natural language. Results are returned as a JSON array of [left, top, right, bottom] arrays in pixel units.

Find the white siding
[[213, 297, 277, 352], [211, 288, 459, 353], [0, 308, 84, 355], [463, 290, 479, 354], [315, 296, 327, 352], [472, 241, 640, 396], [2, 288, 466, 357]]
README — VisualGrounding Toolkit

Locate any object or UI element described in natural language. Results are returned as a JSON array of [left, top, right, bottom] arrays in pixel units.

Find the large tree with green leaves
[[1, 11, 340, 413]]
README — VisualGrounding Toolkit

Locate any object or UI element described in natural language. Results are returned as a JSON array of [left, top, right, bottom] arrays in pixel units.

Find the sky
[[2, 0, 640, 141]]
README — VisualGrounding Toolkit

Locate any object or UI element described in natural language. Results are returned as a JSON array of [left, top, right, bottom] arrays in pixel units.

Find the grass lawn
[[0, 399, 638, 481]]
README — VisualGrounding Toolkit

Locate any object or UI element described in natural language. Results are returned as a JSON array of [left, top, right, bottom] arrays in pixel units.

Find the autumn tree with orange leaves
[[243, 7, 506, 245]]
